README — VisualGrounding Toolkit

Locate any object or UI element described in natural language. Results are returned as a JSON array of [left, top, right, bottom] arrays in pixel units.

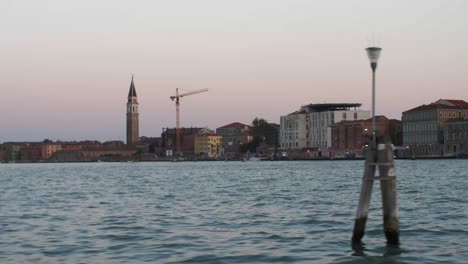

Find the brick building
[[280, 103, 370, 157], [330, 116, 402, 158], [161, 127, 204, 157]]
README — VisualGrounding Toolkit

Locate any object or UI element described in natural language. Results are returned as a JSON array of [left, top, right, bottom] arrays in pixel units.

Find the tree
[[250, 118, 278, 146], [239, 118, 278, 154]]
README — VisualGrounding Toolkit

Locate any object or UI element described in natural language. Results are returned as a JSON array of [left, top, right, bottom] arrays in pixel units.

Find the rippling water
[[1, 160, 467, 263]]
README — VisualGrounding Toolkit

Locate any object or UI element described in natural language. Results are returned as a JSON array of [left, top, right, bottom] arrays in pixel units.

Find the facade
[[194, 133, 223, 159], [0, 144, 4, 161], [402, 99, 468, 157], [19, 143, 42, 161], [330, 116, 402, 158], [280, 110, 309, 149], [126, 76, 139, 145], [80, 149, 137, 160], [161, 127, 204, 157], [302, 104, 370, 151], [3, 144, 22, 161], [41, 143, 62, 160], [0, 140, 139, 162], [444, 119, 468, 156], [280, 103, 370, 157], [216, 122, 251, 147], [216, 122, 252, 158]]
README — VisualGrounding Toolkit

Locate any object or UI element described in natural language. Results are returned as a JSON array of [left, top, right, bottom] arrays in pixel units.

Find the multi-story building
[[41, 143, 62, 160], [19, 143, 42, 161], [444, 119, 468, 156], [330, 116, 402, 158], [280, 103, 370, 157], [280, 110, 309, 149], [161, 127, 204, 157], [0, 144, 5, 161], [80, 149, 137, 161], [302, 103, 370, 152], [194, 132, 223, 159], [402, 99, 468, 156], [216, 122, 252, 148], [2, 144, 22, 161]]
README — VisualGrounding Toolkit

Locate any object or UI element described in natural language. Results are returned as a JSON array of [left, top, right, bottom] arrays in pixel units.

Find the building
[[280, 110, 309, 149], [126, 76, 139, 145], [161, 127, 204, 157], [402, 99, 468, 157], [444, 118, 468, 156], [216, 122, 251, 146], [41, 143, 62, 160], [18, 143, 42, 161], [216, 122, 252, 158], [280, 103, 370, 157], [80, 149, 137, 161], [330, 116, 402, 158], [0, 144, 5, 161], [194, 131, 223, 159], [2, 144, 23, 161]]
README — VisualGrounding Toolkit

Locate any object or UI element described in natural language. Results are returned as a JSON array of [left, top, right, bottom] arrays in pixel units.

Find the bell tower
[[126, 76, 139, 145]]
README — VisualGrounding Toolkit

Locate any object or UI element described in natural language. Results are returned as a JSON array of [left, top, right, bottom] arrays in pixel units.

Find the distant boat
[[456, 153, 468, 159], [248, 157, 261, 161]]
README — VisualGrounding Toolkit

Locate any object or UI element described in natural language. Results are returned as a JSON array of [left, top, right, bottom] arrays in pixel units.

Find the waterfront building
[[41, 143, 62, 160], [0, 144, 4, 161], [18, 143, 42, 162], [126, 76, 139, 145], [138, 136, 163, 154], [330, 116, 402, 158], [444, 118, 468, 156], [161, 127, 204, 157], [280, 110, 309, 149], [2, 144, 22, 161], [79, 149, 137, 161], [402, 99, 468, 157], [302, 103, 370, 152], [194, 131, 223, 159], [280, 103, 370, 157], [216, 122, 252, 147]]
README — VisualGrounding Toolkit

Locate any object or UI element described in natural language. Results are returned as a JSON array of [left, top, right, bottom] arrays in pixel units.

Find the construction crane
[[170, 88, 208, 156]]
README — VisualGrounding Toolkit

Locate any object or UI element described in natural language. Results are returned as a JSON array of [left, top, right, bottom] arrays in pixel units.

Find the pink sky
[[1, 0, 468, 142]]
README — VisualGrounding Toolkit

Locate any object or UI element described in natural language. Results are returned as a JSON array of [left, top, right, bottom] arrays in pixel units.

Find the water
[[1, 160, 467, 263]]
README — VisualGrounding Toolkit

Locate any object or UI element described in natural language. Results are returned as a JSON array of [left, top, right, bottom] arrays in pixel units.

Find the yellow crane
[[170, 88, 208, 156]]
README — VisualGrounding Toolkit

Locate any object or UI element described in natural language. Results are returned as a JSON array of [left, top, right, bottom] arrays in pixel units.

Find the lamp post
[[366, 47, 382, 149]]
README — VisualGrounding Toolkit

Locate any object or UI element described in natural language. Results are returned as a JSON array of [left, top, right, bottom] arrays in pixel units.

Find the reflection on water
[[0, 160, 467, 263], [351, 241, 404, 261]]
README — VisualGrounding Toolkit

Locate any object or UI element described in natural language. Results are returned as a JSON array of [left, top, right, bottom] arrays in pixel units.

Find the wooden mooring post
[[352, 140, 399, 245]]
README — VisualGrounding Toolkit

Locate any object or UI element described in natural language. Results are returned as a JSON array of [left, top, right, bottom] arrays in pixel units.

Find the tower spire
[[128, 74, 137, 98]]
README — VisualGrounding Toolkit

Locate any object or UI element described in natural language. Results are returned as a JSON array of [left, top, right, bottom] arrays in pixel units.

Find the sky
[[1, 0, 468, 142]]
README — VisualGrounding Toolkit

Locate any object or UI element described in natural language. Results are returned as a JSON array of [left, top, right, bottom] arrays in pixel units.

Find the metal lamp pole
[[366, 47, 382, 149]]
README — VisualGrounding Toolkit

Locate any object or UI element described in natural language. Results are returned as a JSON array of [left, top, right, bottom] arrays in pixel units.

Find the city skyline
[[2, 0, 468, 142]]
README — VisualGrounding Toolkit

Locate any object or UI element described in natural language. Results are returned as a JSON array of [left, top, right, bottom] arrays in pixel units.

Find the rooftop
[[332, 115, 392, 126], [436, 99, 468, 107], [301, 103, 362, 113], [217, 122, 249, 129], [287, 110, 308, 116], [403, 101, 468, 113]]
